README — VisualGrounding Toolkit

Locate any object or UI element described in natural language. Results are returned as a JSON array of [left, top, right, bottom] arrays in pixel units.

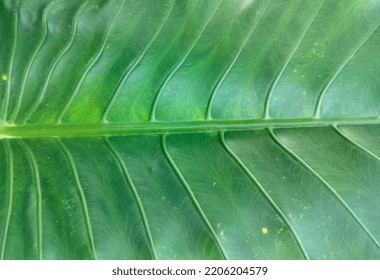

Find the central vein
[[0, 117, 379, 138]]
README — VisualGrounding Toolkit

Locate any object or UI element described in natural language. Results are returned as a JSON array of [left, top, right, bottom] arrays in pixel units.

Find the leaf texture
[[0, 0, 379, 259]]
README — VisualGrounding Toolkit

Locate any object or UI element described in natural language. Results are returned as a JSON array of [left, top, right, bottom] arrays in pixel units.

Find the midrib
[[0, 117, 379, 138]]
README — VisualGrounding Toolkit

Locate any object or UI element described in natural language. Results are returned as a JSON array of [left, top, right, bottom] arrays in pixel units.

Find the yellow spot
[[261, 227, 268, 234], [2, 74, 7, 81]]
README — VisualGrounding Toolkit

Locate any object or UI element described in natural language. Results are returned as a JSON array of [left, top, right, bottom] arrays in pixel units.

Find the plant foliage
[[0, 0, 379, 259]]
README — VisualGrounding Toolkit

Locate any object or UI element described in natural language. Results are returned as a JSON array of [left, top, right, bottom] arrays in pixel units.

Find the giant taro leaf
[[0, 0, 379, 260]]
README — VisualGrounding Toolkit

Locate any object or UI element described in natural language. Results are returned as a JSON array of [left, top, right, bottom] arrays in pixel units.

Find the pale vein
[[22, 1, 90, 124], [57, 0, 126, 123], [1, 6, 19, 121], [270, 129, 380, 249], [264, 0, 326, 119], [333, 125, 380, 161], [314, 24, 380, 118], [150, 0, 223, 121], [161, 134, 228, 259], [10, 1, 57, 122], [0, 141, 13, 260], [19, 140, 43, 259], [101, 0, 176, 122], [104, 137, 157, 259], [219, 131, 309, 260], [56, 139, 97, 259], [206, 0, 272, 120]]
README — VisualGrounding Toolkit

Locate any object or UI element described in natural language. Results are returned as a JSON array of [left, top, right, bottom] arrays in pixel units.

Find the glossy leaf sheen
[[0, 0, 379, 259]]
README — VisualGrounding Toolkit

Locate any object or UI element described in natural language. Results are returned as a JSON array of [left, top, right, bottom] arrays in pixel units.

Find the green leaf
[[0, 0, 379, 259]]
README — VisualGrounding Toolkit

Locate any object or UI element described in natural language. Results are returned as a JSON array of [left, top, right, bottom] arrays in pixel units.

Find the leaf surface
[[0, 0, 379, 259]]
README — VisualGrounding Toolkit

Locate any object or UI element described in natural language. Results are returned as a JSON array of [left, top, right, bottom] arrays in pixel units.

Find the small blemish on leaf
[[261, 227, 268, 234], [2, 74, 7, 81]]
